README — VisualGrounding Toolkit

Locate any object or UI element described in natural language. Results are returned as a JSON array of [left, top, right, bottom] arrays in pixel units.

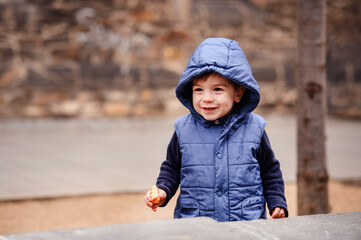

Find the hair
[[193, 71, 241, 90]]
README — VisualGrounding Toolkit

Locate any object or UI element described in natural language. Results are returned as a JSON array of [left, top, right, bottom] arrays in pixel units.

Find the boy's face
[[192, 73, 244, 121]]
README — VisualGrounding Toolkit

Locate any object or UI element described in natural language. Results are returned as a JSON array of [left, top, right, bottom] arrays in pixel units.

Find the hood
[[175, 38, 261, 124]]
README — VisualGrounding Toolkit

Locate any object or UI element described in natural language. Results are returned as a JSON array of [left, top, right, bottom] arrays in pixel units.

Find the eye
[[214, 87, 223, 92], [193, 88, 203, 92]]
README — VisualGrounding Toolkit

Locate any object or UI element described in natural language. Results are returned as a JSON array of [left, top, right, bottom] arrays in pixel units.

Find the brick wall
[[0, 0, 360, 118]]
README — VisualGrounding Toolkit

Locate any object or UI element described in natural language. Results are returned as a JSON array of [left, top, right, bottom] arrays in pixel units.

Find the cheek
[[221, 96, 234, 108], [223, 103, 233, 111], [193, 94, 201, 103], [192, 95, 199, 108]]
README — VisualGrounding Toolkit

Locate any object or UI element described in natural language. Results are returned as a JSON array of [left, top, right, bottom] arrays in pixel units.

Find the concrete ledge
[[2, 212, 360, 240]]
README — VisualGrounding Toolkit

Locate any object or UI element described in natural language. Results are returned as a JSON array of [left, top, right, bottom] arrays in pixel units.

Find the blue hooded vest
[[174, 38, 267, 221]]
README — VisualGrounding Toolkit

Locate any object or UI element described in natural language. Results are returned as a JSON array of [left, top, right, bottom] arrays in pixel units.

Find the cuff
[[156, 183, 172, 207]]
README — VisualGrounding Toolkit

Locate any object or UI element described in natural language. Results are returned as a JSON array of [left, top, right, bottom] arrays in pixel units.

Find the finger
[[275, 208, 285, 218], [152, 205, 158, 212], [272, 208, 281, 218], [279, 208, 285, 218], [272, 207, 280, 217], [145, 199, 153, 208], [147, 202, 154, 208], [144, 192, 153, 208]]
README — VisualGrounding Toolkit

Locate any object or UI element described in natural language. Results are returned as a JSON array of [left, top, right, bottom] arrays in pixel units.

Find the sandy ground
[[0, 180, 360, 235]]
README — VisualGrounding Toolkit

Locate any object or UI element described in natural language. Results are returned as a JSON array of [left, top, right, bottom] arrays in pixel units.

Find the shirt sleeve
[[258, 130, 289, 217], [156, 131, 181, 207]]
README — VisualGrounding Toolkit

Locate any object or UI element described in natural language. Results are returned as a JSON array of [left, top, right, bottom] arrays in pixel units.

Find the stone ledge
[[2, 212, 360, 240]]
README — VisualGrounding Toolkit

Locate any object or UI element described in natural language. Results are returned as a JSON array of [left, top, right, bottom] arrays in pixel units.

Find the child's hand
[[144, 187, 167, 212], [271, 207, 286, 219]]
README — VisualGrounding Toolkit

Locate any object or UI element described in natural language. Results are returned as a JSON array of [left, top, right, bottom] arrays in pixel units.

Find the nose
[[203, 91, 214, 102]]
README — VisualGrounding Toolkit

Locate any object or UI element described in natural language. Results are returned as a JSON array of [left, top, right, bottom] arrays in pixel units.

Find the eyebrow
[[213, 84, 228, 87], [192, 83, 229, 87]]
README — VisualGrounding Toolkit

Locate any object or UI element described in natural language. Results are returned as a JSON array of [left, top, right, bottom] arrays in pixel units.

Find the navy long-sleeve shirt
[[156, 130, 288, 217]]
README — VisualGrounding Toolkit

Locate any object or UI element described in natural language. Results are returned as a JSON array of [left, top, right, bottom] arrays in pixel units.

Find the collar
[[193, 114, 232, 128]]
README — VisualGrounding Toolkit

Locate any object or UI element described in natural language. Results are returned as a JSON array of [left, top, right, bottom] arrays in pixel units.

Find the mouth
[[202, 107, 217, 112]]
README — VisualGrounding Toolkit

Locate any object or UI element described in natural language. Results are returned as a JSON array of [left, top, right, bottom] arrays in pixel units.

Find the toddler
[[145, 38, 287, 221]]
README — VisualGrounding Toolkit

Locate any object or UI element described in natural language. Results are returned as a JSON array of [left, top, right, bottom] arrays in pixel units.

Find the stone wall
[[0, 0, 360, 118], [2, 213, 361, 239]]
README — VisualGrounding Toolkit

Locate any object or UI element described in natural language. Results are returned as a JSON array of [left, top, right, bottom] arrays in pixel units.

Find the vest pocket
[[175, 197, 200, 218], [241, 196, 265, 220]]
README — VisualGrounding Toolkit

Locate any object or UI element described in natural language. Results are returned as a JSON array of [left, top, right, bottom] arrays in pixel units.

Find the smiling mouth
[[202, 107, 217, 111]]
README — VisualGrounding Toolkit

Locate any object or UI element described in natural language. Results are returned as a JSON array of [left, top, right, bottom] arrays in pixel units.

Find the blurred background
[[0, 0, 360, 235]]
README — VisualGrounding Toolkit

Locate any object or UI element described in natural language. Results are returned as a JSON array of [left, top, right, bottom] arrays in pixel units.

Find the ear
[[234, 86, 245, 103]]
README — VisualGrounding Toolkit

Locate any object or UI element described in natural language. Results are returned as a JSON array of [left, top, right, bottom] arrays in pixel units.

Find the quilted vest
[[173, 113, 267, 222]]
